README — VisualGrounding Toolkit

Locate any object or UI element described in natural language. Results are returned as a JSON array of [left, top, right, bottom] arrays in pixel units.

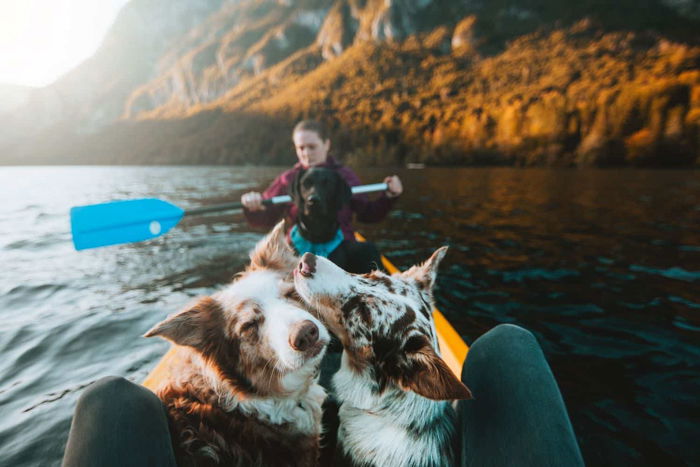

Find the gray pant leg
[[62, 376, 177, 467], [457, 324, 585, 467]]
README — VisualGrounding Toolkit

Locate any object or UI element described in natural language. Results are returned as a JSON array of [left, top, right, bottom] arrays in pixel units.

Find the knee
[[78, 376, 157, 413], [469, 324, 540, 360], [93, 375, 134, 391], [87, 376, 139, 396], [462, 324, 544, 382], [484, 324, 536, 346]]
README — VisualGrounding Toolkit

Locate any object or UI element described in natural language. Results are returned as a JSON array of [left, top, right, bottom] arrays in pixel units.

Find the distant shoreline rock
[[1, 1, 699, 167]]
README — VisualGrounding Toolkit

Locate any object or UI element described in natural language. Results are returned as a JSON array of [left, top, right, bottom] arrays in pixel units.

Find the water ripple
[[0, 167, 698, 466], [493, 267, 581, 283], [629, 265, 700, 282]]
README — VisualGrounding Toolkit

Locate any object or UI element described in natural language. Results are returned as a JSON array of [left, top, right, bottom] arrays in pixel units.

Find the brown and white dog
[[293, 248, 472, 467], [144, 222, 330, 467]]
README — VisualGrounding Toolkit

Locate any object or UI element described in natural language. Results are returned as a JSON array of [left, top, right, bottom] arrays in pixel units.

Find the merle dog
[[293, 248, 472, 467], [289, 168, 381, 274]]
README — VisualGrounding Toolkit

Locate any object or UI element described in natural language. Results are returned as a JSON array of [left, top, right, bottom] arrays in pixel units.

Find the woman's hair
[[293, 120, 329, 141]]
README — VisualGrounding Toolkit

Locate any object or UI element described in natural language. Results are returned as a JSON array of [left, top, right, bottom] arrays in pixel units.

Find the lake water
[[0, 166, 698, 466]]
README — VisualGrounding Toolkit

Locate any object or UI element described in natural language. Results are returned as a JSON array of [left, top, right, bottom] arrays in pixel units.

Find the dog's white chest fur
[[238, 381, 326, 435], [192, 349, 327, 436], [333, 360, 456, 467]]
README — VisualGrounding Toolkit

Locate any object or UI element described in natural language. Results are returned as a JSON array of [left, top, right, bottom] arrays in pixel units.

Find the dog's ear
[[334, 172, 352, 210], [399, 341, 472, 400], [401, 246, 448, 292], [289, 169, 306, 205], [249, 220, 297, 271], [144, 297, 222, 349]]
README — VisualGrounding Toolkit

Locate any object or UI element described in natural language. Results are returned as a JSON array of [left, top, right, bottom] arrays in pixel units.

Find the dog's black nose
[[290, 320, 319, 351], [308, 193, 320, 204], [299, 253, 316, 277]]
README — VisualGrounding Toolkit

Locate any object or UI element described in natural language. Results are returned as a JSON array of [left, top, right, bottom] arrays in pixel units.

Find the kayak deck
[[144, 234, 468, 390]]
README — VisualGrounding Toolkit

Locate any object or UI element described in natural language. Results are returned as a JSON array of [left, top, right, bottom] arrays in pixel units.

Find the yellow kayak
[[144, 233, 468, 390]]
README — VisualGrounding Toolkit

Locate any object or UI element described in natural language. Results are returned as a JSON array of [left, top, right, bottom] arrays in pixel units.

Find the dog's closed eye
[[284, 288, 303, 302], [240, 320, 259, 338], [404, 335, 429, 353]]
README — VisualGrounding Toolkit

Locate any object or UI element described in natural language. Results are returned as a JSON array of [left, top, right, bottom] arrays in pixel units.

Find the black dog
[[289, 168, 381, 274], [289, 167, 352, 244]]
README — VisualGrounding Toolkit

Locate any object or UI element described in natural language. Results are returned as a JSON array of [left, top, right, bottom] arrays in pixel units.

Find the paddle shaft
[[183, 182, 389, 217], [70, 182, 389, 250]]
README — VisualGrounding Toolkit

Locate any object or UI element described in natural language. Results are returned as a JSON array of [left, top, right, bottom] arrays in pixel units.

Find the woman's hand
[[384, 175, 403, 198], [241, 191, 266, 211]]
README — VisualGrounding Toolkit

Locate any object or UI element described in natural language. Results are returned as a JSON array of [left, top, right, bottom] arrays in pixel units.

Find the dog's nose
[[289, 320, 319, 351], [307, 193, 320, 204], [299, 253, 316, 277]]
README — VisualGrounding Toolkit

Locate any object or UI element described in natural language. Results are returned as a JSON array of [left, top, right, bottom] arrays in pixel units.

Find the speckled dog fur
[[293, 247, 472, 467]]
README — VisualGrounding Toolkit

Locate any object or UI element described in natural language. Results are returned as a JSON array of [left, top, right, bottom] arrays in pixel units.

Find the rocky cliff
[[1, 0, 699, 166]]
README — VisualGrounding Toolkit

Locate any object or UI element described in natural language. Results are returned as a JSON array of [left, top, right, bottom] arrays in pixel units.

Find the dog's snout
[[299, 253, 316, 277], [289, 320, 319, 351], [307, 193, 320, 204]]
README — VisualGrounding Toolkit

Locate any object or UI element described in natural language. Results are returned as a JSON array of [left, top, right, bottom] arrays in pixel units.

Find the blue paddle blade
[[70, 198, 185, 250]]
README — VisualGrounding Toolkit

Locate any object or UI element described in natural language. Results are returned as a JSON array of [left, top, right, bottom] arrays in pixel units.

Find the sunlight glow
[[0, 0, 130, 87]]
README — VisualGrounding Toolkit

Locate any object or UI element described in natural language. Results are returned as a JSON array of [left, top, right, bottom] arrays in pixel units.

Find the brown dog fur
[[145, 223, 329, 467]]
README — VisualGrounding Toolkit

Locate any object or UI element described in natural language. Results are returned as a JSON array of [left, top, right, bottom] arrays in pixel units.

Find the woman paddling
[[241, 119, 403, 273]]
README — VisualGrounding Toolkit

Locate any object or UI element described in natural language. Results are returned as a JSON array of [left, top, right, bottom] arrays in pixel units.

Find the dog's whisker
[[260, 358, 277, 387]]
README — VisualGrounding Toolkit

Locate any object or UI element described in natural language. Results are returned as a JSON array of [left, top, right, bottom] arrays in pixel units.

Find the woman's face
[[293, 130, 330, 168]]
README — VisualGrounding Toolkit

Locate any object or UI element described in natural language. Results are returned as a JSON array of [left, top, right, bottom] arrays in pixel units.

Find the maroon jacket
[[243, 156, 396, 241]]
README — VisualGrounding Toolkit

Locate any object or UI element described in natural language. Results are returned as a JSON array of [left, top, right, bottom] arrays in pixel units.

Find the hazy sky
[[0, 0, 131, 87]]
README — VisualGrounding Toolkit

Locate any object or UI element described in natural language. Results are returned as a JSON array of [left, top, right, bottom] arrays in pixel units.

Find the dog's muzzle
[[289, 319, 320, 352], [298, 253, 316, 278]]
